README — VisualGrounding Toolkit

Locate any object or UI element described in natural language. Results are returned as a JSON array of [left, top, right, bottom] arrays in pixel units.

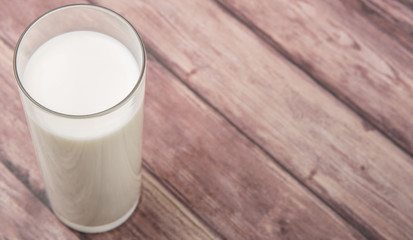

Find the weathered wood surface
[[216, 0, 413, 155], [0, 40, 220, 240], [0, 31, 363, 240], [88, 170, 219, 240], [0, 1, 365, 239], [343, 0, 413, 53], [141, 56, 364, 239], [0, 163, 78, 239], [1, 0, 413, 239], [0, 3, 220, 238], [92, 0, 413, 239], [1, 35, 220, 240]]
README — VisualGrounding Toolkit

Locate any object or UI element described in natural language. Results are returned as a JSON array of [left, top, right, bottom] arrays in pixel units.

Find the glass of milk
[[13, 5, 146, 233]]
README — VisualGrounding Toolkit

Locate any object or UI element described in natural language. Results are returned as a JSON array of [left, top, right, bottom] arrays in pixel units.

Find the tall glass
[[13, 5, 146, 233]]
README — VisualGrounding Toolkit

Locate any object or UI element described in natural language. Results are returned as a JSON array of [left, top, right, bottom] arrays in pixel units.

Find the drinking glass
[[13, 4, 146, 233]]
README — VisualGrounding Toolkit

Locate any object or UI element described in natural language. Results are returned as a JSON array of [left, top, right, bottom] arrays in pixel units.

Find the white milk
[[22, 31, 144, 231]]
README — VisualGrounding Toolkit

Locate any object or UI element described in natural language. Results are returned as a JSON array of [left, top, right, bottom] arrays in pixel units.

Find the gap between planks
[[0, 157, 220, 240], [1, 6, 361, 239], [87, 0, 374, 237], [145, 35, 377, 240], [342, 0, 413, 54], [78, 0, 413, 239], [77, 1, 224, 237], [142, 163, 225, 240], [0, 35, 222, 240], [1, 1, 388, 238], [212, 0, 413, 161], [205, 1, 412, 238]]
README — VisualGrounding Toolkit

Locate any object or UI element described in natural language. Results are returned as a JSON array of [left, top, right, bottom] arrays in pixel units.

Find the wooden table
[[1, 0, 413, 239]]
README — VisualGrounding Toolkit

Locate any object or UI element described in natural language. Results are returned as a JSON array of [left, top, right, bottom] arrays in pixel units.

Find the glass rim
[[13, 4, 146, 119]]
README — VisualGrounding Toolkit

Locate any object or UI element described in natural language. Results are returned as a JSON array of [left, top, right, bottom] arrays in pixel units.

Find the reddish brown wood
[[0, 163, 78, 239], [0, 36, 47, 204], [1, 0, 413, 239], [141, 55, 364, 240], [0, 0, 75, 46], [0, 1, 368, 238], [0, 1, 219, 238], [0, 38, 218, 239], [0, 37, 364, 239], [88, 170, 220, 240], [216, 0, 413, 156], [92, 0, 413, 239], [341, 0, 413, 53]]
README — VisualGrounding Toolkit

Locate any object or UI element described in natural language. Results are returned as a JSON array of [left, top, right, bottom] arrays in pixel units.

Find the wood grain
[[0, 0, 81, 46], [2, 0, 413, 239], [216, 0, 413, 156], [0, 39, 218, 239], [87, 169, 219, 240], [92, 0, 413, 239], [0, 0, 91, 207], [341, 0, 413, 53], [0, 163, 78, 240], [0, 1, 219, 239], [0, 38, 365, 239], [0, 35, 48, 206], [0, 2, 366, 239], [141, 54, 364, 240]]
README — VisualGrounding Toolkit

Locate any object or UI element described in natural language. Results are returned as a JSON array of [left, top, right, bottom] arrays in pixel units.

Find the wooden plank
[[0, 163, 79, 239], [88, 169, 219, 240], [92, 0, 413, 239], [0, 33, 364, 238], [216, 0, 413, 155], [0, 2, 220, 238], [341, 0, 413, 53], [0, 0, 91, 206], [0, 0, 74, 46], [0, 38, 218, 239], [0, 35, 48, 206], [141, 54, 365, 239], [0, 2, 362, 239]]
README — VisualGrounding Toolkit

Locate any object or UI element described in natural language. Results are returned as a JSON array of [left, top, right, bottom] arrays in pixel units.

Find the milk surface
[[22, 31, 144, 230], [23, 31, 139, 115]]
